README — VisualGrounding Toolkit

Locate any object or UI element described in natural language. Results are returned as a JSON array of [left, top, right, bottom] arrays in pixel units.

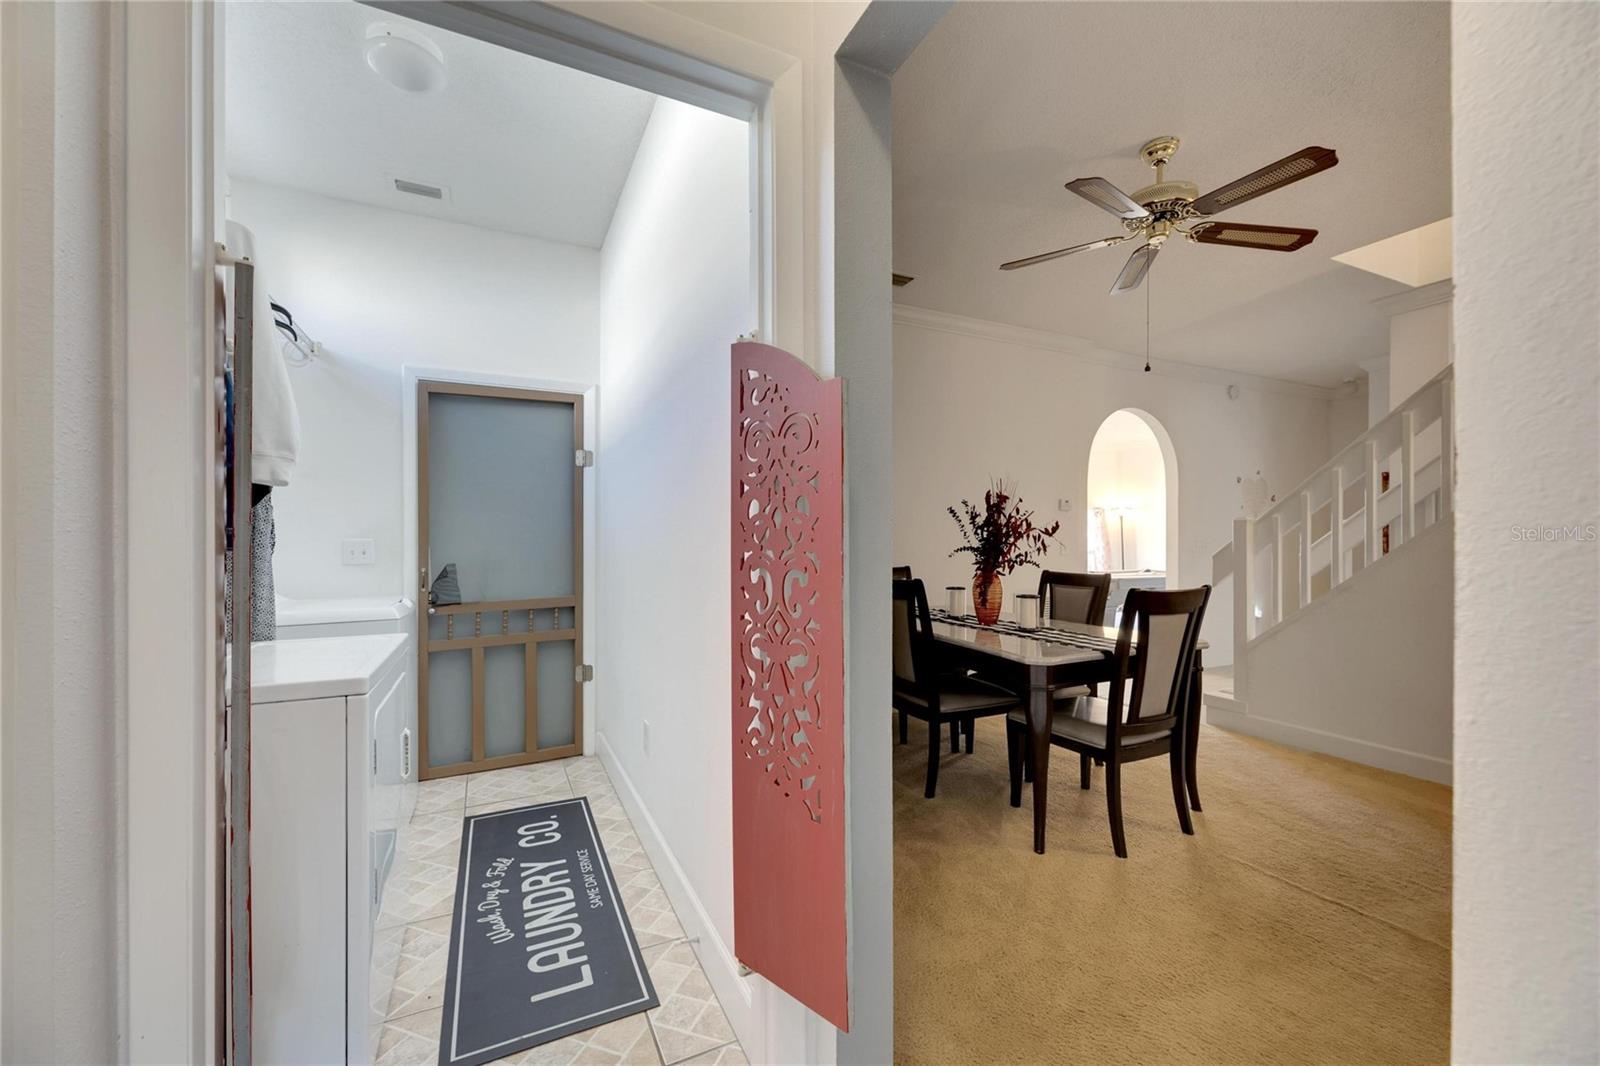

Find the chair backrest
[[891, 565, 912, 581], [1104, 586, 1211, 745], [1038, 570, 1112, 626], [891, 578, 934, 696]]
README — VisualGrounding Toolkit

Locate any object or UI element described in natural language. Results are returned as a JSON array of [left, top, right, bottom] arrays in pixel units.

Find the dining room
[[886, 2, 1454, 1062]]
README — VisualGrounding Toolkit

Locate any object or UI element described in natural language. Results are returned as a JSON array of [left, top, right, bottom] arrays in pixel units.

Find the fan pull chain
[[1144, 262, 1152, 373]]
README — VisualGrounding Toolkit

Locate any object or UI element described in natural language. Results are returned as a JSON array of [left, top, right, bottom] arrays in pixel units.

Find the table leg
[[1028, 665, 1051, 854], [1186, 648, 1203, 812]]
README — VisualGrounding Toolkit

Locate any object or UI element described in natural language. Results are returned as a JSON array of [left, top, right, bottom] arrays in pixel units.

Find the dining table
[[928, 610, 1207, 854]]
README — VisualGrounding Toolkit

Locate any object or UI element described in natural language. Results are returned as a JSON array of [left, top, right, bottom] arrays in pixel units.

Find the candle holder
[[1015, 593, 1041, 631]]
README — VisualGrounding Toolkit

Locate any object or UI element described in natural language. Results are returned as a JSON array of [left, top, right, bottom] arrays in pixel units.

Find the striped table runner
[[932, 609, 1120, 652]]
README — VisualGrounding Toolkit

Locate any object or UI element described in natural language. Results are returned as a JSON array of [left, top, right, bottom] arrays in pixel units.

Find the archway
[[1084, 409, 1181, 593]]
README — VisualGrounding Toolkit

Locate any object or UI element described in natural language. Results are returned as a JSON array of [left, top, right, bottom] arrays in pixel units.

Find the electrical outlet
[[642, 720, 651, 754], [342, 538, 376, 565]]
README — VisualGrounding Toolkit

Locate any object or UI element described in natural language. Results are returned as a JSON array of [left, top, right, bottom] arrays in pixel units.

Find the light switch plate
[[342, 538, 376, 565], [1057, 498, 1073, 513]]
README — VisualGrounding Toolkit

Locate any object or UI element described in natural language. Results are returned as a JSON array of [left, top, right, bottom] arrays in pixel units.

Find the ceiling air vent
[[393, 177, 445, 200]]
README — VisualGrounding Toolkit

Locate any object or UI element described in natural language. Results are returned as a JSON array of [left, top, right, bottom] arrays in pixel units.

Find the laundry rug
[[437, 797, 658, 1066]]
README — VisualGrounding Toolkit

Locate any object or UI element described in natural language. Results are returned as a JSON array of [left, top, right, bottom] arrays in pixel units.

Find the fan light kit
[[1001, 135, 1339, 294]]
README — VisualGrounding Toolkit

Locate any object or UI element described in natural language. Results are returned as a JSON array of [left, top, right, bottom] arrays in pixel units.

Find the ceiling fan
[[1000, 136, 1339, 293]]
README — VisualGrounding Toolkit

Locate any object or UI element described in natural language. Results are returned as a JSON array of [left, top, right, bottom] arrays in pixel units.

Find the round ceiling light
[[363, 23, 446, 94]]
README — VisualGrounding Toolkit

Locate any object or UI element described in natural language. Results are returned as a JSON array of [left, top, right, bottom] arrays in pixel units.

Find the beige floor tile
[[466, 762, 574, 807], [467, 787, 575, 817], [397, 808, 465, 855], [369, 922, 406, 1030], [612, 862, 684, 947], [413, 776, 467, 817], [378, 828, 461, 929], [676, 1043, 747, 1066], [386, 914, 452, 1020], [375, 1007, 441, 1066], [564, 755, 611, 789], [642, 941, 736, 1065], [374, 1005, 663, 1065], [500, 1011, 661, 1065]]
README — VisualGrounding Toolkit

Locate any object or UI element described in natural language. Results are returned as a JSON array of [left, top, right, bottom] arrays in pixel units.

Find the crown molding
[[891, 304, 1343, 401], [1373, 278, 1454, 317]]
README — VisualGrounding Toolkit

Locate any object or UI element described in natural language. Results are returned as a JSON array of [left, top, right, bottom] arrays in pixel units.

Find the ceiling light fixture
[[364, 23, 447, 94]]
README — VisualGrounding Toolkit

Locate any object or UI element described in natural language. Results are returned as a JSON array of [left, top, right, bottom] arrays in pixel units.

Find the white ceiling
[[225, 0, 656, 248], [891, 2, 1451, 388]]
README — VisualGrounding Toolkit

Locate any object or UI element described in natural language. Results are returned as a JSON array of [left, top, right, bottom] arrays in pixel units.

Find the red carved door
[[730, 341, 848, 1030]]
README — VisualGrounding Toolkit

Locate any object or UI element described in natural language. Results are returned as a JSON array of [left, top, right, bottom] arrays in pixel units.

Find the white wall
[[1452, 2, 1599, 1060], [226, 180, 600, 601], [892, 311, 1338, 666], [593, 96, 755, 1043], [1, 4, 125, 1059], [1388, 299, 1452, 409], [1213, 518, 1453, 783], [1329, 386, 1368, 452]]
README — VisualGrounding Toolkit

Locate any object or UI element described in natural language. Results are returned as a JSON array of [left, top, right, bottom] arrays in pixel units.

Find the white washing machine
[[274, 596, 418, 827]]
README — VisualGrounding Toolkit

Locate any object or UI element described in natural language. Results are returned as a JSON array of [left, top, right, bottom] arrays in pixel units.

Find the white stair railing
[[1213, 364, 1454, 695]]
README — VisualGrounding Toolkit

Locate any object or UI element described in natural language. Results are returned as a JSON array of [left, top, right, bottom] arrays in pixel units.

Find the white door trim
[[125, 1, 217, 1061], [126, 0, 798, 1054]]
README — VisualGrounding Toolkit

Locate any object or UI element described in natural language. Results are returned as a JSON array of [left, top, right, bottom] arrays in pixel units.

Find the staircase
[[1208, 365, 1454, 784]]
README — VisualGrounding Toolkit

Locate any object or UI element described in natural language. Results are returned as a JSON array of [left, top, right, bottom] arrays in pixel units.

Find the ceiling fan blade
[[1065, 177, 1151, 220], [1191, 222, 1318, 252], [1110, 243, 1159, 295], [999, 235, 1129, 271], [1192, 146, 1338, 216]]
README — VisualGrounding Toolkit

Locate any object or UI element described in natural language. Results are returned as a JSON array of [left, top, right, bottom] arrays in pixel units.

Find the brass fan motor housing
[[1130, 137, 1200, 225]]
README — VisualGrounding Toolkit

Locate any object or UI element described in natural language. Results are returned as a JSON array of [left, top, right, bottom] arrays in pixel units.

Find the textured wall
[[1, 3, 124, 1060], [594, 94, 753, 1040], [892, 313, 1338, 667], [227, 180, 600, 601], [1452, 3, 1600, 1061]]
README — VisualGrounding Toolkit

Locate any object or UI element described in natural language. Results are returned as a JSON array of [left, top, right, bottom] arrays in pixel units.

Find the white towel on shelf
[[225, 219, 301, 487]]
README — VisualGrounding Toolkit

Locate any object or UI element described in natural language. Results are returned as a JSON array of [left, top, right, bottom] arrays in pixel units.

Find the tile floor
[[372, 756, 747, 1066]]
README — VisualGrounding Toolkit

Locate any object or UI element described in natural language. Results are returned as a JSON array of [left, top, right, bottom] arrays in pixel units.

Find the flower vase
[[972, 571, 1003, 626]]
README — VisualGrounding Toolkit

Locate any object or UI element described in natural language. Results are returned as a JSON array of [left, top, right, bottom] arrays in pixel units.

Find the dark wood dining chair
[[893, 579, 1021, 797], [892, 565, 912, 581], [1005, 586, 1211, 857], [1038, 570, 1112, 700]]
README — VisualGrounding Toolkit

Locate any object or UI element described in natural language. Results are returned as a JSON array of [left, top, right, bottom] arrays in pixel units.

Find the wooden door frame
[[415, 378, 585, 779]]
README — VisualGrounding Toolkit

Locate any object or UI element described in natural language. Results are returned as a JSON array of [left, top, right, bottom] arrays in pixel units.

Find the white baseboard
[[1206, 704, 1453, 785], [596, 733, 758, 1046]]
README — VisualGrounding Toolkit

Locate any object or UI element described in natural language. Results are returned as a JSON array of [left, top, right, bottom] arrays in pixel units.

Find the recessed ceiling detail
[[1332, 218, 1452, 287]]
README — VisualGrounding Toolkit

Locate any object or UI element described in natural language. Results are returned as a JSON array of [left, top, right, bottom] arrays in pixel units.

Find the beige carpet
[[893, 717, 1450, 1065]]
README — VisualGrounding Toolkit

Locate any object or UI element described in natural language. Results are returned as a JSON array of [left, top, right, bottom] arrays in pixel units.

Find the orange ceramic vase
[[972, 571, 1003, 626]]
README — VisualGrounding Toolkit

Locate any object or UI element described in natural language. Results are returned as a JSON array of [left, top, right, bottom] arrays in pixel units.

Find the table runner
[[931, 609, 1121, 652]]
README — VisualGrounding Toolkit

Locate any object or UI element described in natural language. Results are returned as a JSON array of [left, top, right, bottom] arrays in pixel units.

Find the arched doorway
[[1084, 409, 1180, 593]]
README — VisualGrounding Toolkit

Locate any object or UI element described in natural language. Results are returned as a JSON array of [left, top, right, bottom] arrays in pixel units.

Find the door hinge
[[575, 449, 594, 468], [575, 664, 594, 683]]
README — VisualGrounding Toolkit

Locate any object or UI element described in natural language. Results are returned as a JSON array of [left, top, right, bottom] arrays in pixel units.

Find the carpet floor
[[893, 717, 1451, 1065]]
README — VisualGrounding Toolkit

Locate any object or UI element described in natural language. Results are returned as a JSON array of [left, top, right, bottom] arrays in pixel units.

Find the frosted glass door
[[417, 383, 582, 777]]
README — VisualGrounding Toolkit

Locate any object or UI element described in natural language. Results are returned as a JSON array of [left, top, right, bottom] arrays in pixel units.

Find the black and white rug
[[437, 797, 658, 1066]]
